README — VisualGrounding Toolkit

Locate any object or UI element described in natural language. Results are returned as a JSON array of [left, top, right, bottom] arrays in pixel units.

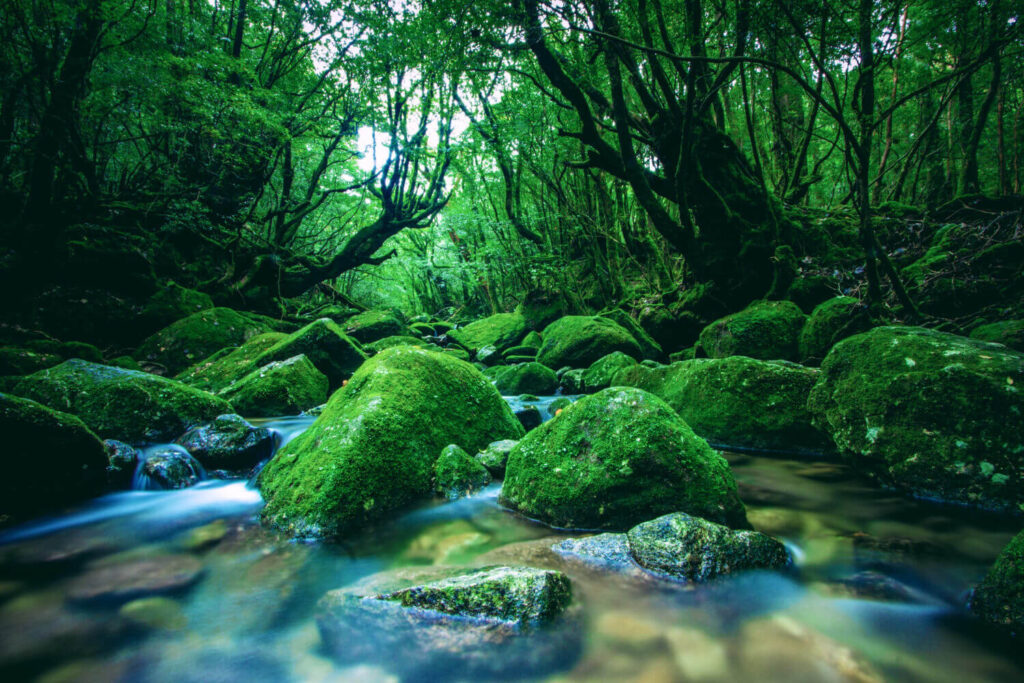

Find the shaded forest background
[[1, 0, 1022, 356]]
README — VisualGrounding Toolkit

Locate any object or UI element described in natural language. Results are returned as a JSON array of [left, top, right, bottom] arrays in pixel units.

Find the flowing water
[[1, 397, 1022, 682]]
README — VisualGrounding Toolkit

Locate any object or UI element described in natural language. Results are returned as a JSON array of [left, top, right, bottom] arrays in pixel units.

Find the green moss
[[433, 444, 493, 500], [135, 308, 270, 375], [175, 332, 287, 392], [608, 362, 674, 395], [443, 347, 471, 362], [970, 320, 1024, 353], [548, 397, 573, 414], [24, 340, 103, 363], [582, 351, 637, 391], [108, 355, 143, 371], [698, 300, 807, 361], [0, 392, 108, 518], [494, 362, 558, 395], [253, 318, 366, 390], [808, 326, 1024, 511], [499, 387, 748, 531], [0, 347, 62, 376], [787, 275, 839, 314], [971, 530, 1024, 636], [600, 309, 664, 360], [450, 313, 527, 353], [219, 354, 329, 417], [364, 335, 432, 353], [141, 283, 213, 331], [502, 345, 538, 359], [798, 296, 873, 363], [536, 316, 642, 369], [258, 347, 524, 538], [342, 310, 407, 344], [627, 513, 790, 583], [658, 357, 831, 455], [521, 331, 543, 349], [14, 359, 232, 444], [515, 290, 567, 332]]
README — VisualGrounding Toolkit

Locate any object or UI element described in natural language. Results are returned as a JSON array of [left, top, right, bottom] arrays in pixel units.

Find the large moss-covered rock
[[971, 530, 1024, 636], [536, 316, 642, 369], [14, 360, 231, 444], [253, 318, 365, 390], [434, 444, 492, 500], [582, 351, 637, 392], [258, 347, 524, 538], [807, 326, 1024, 511], [798, 296, 873, 363], [0, 393, 108, 518], [971, 320, 1024, 353], [450, 313, 527, 353], [657, 357, 831, 455], [23, 339, 104, 364], [475, 439, 518, 479], [141, 282, 213, 332], [494, 362, 557, 395], [0, 347, 62, 377], [218, 354, 328, 417], [601, 309, 664, 360], [135, 308, 270, 375], [627, 513, 790, 583], [608, 362, 675, 395], [364, 335, 432, 354], [342, 309, 407, 344], [500, 387, 748, 531], [175, 332, 286, 393], [698, 301, 807, 362]]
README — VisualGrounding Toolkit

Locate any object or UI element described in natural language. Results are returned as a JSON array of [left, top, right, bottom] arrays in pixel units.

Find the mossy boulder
[[502, 345, 538, 359], [475, 439, 518, 479], [601, 309, 664, 360], [258, 347, 524, 538], [0, 347, 62, 377], [175, 414, 276, 471], [364, 335, 430, 354], [135, 308, 270, 375], [971, 320, 1024, 353], [253, 318, 366, 390], [175, 332, 287, 393], [521, 331, 543, 349], [500, 387, 748, 531], [342, 310, 407, 344], [218, 354, 328, 417], [476, 345, 502, 366], [0, 393, 108, 519], [443, 347, 471, 362], [698, 300, 807, 361], [14, 360, 232, 444], [434, 444, 493, 501], [141, 283, 213, 332], [798, 296, 873, 363], [494, 362, 557, 395], [787, 275, 838, 314], [450, 313, 527, 354], [627, 512, 790, 582], [807, 326, 1024, 511], [581, 351, 637, 392], [657, 357, 831, 455], [608, 362, 674, 395], [971, 530, 1024, 636], [24, 339, 104, 364], [515, 290, 567, 332], [536, 316, 642, 369]]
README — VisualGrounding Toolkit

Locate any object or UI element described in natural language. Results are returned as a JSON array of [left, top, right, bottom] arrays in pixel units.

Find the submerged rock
[[175, 414, 276, 471], [103, 439, 140, 489], [500, 387, 748, 531], [536, 316, 642, 369], [135, 307, 270, 375], [494, 362, 557, 395], [698, 300, 807, 361], [253, 318, 366, 390], [970, 529, 1024, 636], [475, 440, 518, 479], [316, 565, 581, 680], [0, 393, 108, 518], [14, 360, 231, 444], [258, 347, 523, 538], [67, 554, 204, 605], [218, 354, 329, 417], [657, 357, 831, 455], [450, 313, 527, 353], [434, 444, 492, 501], [808, 326, 1024, 511], [626, 513, 790, 582], [136, 448, 204, 490]]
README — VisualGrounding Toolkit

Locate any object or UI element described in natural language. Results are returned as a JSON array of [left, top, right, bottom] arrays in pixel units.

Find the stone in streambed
[[450, 313, 526, 354], [342, 309, 408, 344], [218, 354, 328, 417], [494, 362, 557, 395], [581, 351, 637, 391], [103, 439, 139, 489], [253, 318, 366, 390], [175, 414, 275, 471], [698, 300, 807, 361], [536, 316, 642, 369], [135, 307, 270, 375], [136, 448, 204, 490], [475, 439, 517, 479], [175, 332, 287, 392], [500, 387, 748, 531], [67, 554, 204, 605], [434, 444, 492, 501], [258, 347, 523, 538], [970, 529, 1024, 637]]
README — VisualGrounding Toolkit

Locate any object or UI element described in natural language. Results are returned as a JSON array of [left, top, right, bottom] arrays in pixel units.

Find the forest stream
[[1, 397, 1022, 683]]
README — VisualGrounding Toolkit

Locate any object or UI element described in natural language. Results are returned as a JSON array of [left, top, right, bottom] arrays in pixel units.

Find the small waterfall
[[132, 444, 207, 491]]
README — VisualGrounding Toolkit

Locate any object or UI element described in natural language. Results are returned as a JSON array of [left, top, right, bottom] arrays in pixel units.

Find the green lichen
[[258, 346, 524, 538], [971, 530, 1024, 636], [499, 387, 749, 531], [253, 318, 366, 390], [808, 326, 1024, 511], [798, 296, 873, 363], [219, 354, 329, 417], [135, 308, 270, 375], [536, 316, 642, 369], [175, 332, 287, 392], [698, 300, 808, 362], [581, 351, 637, 392], [433, 444, 493, 500], [657, 357, 831, 455], [14, 359, 232, 444], [494, 362, 557, 395], [450, 313, 527, 353]]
